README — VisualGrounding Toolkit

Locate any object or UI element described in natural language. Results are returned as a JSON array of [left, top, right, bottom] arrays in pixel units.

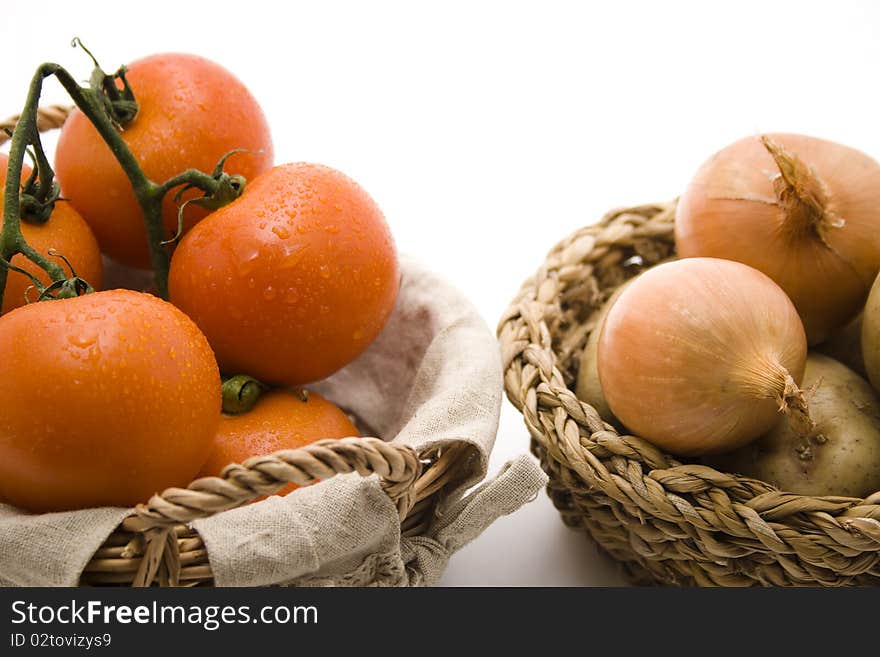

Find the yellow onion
[[675, 133, 880, 345], [597, 257, 809, 456]]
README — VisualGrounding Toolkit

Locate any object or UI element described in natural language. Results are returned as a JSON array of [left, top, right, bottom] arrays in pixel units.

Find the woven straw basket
[[0, 107, 489, 587], [498, 201, 880, 587], [83, 439, 454, 587]]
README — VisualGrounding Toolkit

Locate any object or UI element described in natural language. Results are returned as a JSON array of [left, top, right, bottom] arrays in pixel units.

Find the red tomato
[[168, 162, 400, 386], [198, 389, 359, 501], [54, 52, 274, 269], [0, 153, 103, 313], [0, 289, 221, 512]]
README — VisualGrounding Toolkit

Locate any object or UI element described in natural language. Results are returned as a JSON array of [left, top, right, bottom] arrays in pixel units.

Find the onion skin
[[597, 257, 808, 456], [675, 133, 880, 345]]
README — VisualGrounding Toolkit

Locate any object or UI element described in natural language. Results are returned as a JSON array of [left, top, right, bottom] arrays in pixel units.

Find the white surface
[[3, 1, 880, 586]]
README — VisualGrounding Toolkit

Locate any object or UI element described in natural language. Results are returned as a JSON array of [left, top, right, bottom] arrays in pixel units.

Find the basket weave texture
[[498, 201, 880, 586]]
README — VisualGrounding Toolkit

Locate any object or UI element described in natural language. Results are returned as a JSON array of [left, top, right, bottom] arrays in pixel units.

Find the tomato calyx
[[221, 374, 268, 415], [72, 38, 138, 129], [36, 275, 93, 302], [42, 249, 95, 300], [18, 187, 60, 225], [1, 251, 93, 304], [18, 160, 63, 226]]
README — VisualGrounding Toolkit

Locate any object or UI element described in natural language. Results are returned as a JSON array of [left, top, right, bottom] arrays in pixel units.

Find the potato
[[706, 353, 880, 498], [575, 280, 632, 423], [816, 312, 866, 378], [863, 273, 880, 392]]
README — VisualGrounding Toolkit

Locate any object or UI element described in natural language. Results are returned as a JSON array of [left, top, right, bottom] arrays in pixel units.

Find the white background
[[3, 0, 880, 586]]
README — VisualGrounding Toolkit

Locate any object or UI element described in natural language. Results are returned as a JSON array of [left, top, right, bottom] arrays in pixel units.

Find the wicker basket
[[0, 107, 490, 587], [498, 201, 880, 586], [78, 438, 469, 586]]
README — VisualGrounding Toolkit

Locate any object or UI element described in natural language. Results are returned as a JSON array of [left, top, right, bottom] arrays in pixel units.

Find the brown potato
[[706, 353, 880, 498], [575, 280, 633, 423]]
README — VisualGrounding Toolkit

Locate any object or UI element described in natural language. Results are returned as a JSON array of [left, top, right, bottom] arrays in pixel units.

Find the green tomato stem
[[50, 66, 175, 298], [1, 56, 243, 306], [156, 170, 222, 198], [1, 65, 69, 307]]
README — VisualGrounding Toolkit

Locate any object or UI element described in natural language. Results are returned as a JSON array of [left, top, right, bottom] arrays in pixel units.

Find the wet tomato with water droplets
[[54, 52, 274, 269], [168, 162, 400, 386], [0, 289, 221, 512]]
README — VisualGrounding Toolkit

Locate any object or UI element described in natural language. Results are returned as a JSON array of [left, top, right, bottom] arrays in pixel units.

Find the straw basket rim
[[80, 437, 475, 587]]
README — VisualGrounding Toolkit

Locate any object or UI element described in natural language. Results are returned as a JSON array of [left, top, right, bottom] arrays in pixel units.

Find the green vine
[[0, 40, 245, 307]]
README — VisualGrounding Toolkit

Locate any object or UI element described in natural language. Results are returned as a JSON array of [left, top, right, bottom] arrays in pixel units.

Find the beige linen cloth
[[0, 255, 547, 586]]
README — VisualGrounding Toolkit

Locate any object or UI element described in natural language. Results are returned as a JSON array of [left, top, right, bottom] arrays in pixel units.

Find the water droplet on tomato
[[67, 333, 97, 348], [263, 286, 277, 301], [279, 245, 308, 270], [228, 242, 261, 276], [272, 225, 290, 240]]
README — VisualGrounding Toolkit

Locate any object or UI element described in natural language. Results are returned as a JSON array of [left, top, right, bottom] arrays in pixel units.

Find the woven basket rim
[[79, 438, 476, 586], [497, 200, 880, 586]]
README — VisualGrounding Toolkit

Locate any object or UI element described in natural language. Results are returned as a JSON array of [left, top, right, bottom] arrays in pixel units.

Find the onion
[[675, 133, 880, 345], [596, 257, 809, 456]]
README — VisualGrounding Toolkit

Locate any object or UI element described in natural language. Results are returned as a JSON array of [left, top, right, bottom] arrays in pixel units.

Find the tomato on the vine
[[168, 162, 400, 386], [54, 52, 274, 269], [0, 153, 103, 314], [0, 289, 221, 512], [199, 389, 359, 500]]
